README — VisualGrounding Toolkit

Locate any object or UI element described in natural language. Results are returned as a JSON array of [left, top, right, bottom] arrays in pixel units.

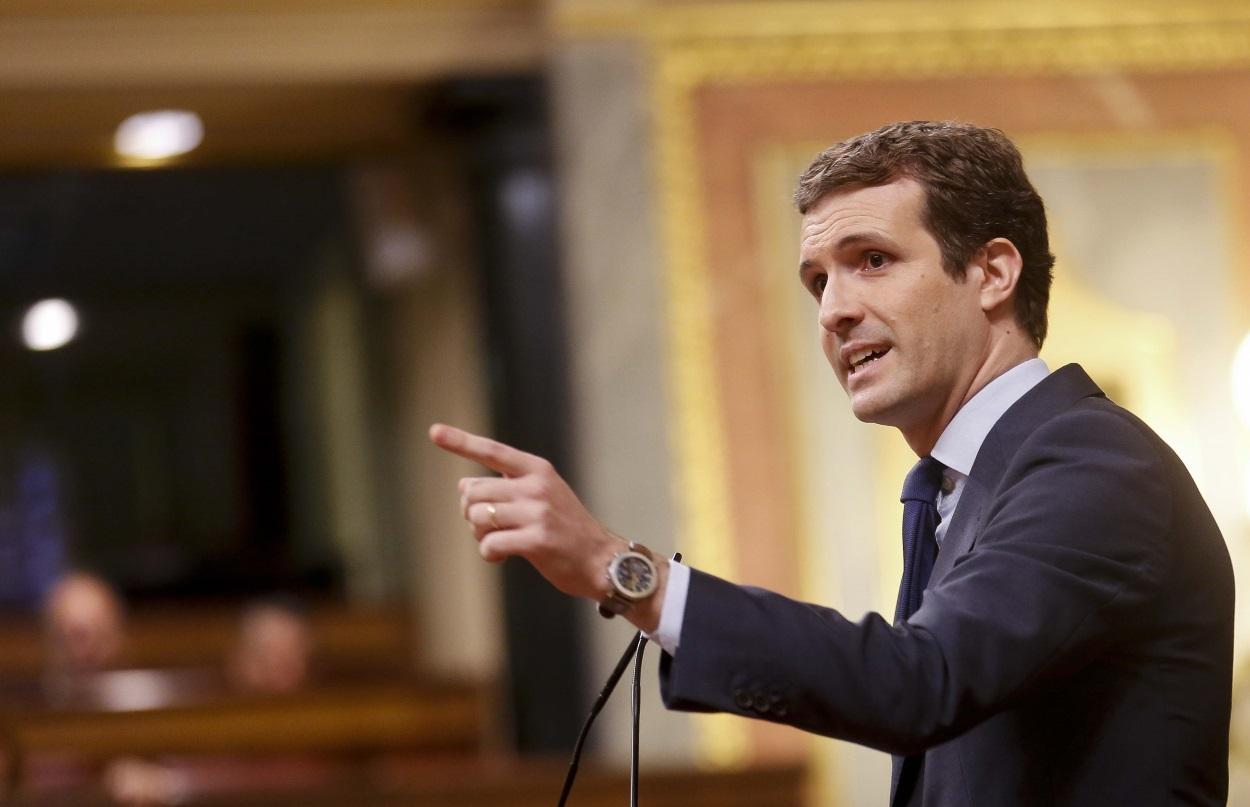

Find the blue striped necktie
[[895, 456, 946, 624], [891, 455, 946, 806]]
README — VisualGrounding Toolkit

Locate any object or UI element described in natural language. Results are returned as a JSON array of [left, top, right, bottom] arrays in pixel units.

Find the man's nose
[[818, 278, 862, 337]]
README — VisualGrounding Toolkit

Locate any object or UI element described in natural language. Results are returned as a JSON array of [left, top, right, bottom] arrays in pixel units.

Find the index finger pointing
[[428, 423, 543, 477]]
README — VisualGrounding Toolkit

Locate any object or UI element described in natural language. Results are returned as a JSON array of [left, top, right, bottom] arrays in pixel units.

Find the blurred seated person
[[105, 599, 320, 806], [24, 572, 127, 796], [227, 597, 313, 696], [30, 587, 322, 806], [104, 756, 189, 807], [40, 570, 125, 705]]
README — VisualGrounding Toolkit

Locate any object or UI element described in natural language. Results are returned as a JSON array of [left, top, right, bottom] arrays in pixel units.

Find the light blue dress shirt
[[648, 358, 1051, 656]]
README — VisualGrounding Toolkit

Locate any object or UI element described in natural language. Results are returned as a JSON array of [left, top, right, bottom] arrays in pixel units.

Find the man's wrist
[[626, 556, 668, 634], [593, 535, 668, 632]]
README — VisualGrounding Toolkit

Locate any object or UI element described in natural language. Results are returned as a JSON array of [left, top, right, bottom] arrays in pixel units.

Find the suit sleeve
[[659, 405, 1173, 755]]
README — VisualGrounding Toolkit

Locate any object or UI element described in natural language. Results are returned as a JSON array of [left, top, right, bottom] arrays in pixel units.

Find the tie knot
[[901, 456, 946, 505]]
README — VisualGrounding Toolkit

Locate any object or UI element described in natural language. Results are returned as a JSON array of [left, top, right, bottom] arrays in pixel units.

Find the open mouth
[[848, 347, 889, 375]]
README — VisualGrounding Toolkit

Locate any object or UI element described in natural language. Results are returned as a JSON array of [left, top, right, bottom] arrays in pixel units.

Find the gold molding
[[560, 1, 1250, 73], [652, 61, 735, 575], [650, 1, 1250, 40]]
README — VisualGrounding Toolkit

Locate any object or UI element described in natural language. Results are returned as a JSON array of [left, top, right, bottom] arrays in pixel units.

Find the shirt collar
[[930, 358, 1050, 476]]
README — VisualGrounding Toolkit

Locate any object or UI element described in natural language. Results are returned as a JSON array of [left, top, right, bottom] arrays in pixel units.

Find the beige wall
[[551, 37, 697, 766]]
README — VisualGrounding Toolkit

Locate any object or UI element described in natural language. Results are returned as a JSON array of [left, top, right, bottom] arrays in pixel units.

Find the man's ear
[[977, 237, 1023, 314]]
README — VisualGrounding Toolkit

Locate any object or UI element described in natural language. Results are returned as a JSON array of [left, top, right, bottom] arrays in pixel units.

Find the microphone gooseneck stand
[[556, 551, 681, 807], [629, 630, 647, 806], [556, 632, 641, 807]]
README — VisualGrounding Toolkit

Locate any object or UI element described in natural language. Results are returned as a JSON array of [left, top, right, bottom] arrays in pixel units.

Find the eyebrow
[[797, 232, 891, 278]]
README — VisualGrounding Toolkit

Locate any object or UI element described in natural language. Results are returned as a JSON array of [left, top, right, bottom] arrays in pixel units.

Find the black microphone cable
[[629, 627, 646, 807], [556, 632, 639, 807], [556, 551, 681, 807]]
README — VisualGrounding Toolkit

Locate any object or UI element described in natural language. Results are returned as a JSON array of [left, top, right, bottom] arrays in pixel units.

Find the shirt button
[[752, 693, 771, 713], [940, 474, 955, 494], [734, 690, 752, 710]]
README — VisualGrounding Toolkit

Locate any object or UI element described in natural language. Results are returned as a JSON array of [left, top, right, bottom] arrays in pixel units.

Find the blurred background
[[0, 1, 1249, 805]]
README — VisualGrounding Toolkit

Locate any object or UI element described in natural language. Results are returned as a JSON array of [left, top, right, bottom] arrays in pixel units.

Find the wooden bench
[[0, 605, 413, 680], [4, 677, 485, 760]]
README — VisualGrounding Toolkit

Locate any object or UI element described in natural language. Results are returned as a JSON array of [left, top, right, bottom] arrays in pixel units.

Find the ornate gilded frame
[[557, 0, 1250, 770]]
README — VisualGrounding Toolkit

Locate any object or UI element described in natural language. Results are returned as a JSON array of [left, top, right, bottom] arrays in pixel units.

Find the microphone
[[556, 551, 682, 807]]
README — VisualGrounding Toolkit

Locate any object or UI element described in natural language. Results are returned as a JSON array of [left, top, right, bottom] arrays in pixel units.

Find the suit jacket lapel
[[924, 364, 1104, 589], [929, 475, 991, 585]]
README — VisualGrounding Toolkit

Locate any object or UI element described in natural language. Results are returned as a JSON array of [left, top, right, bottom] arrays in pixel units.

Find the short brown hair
[[794, 121, 1054, 348]]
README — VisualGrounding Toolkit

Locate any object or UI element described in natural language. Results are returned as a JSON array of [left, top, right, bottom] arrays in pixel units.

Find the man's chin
[[847, 392, 903, 426], [848, 396, 886, 424]]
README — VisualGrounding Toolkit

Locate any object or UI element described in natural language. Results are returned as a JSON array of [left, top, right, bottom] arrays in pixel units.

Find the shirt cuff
[[645, 560, 689, 656]]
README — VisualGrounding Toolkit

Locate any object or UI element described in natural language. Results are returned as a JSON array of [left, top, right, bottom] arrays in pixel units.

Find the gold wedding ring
[[485, 503, 500, 530]]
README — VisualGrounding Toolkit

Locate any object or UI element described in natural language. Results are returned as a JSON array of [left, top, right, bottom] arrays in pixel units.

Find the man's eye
[[811, 275, 827, 297], [865, 252, 887, 270]]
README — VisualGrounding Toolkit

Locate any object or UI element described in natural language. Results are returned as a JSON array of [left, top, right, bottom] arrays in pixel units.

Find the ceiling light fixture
[[21, 298, 80, 352], [114, 110, 204, 161]]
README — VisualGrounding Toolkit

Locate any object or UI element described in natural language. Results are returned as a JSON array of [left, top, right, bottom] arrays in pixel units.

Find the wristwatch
[[597, 541, 660, 619]]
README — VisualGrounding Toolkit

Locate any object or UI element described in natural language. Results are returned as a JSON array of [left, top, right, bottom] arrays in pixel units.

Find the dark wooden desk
[[0, 606, 412, 680], [4, 677, 484, 759]]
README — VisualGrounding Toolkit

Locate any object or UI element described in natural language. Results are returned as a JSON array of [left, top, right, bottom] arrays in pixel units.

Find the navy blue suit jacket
[[660, 364, 1233, 805]]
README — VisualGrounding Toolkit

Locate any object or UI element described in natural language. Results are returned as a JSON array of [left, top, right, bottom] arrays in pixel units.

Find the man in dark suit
[[431, 121, 1233, 805]]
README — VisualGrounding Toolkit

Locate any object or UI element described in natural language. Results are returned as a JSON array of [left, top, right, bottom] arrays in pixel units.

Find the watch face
[[612, 553, 657, 598]]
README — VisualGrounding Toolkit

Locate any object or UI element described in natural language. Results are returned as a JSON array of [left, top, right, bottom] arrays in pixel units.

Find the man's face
[[798, 178, 990, 448], [230, 609, 311, 695], [45, 577, 123, 675]]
